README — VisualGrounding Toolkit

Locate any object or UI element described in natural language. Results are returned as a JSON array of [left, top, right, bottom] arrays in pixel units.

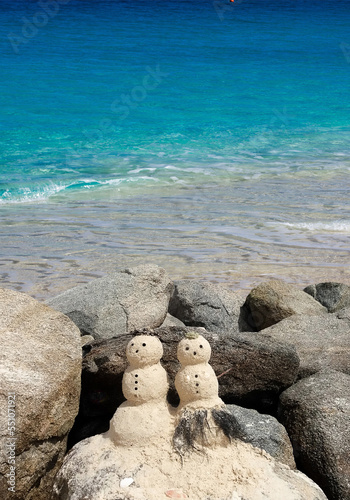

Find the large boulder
[[241, 279, 327, 331], [0, 288, 82, 500], [69, 326, 299, 445], [262, 314, 350, 379], [226, 405, 295, 468], [304, 281, 350, 312], [47, 264, 173, 340], [279, 370, 350, 500], [168, 280, 243, 333]]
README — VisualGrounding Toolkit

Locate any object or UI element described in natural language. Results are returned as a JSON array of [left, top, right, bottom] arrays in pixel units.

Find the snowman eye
[[131, 343, 134, 346], [185, 347, 190, 351], [199, 345, 203, 348], [142, 343, 146, 347]]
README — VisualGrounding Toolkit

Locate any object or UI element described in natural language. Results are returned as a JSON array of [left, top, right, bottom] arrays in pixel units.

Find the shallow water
[[1, 172, 349, 299]]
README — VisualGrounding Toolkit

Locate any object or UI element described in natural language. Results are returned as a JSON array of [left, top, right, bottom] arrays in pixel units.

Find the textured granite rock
[[168, 280, 243, 333], [226, 404, 295, 468], [0, 288, 82, 500], [279, 370, 350, 500], [336, 306, 350, 326], [47, 264, 174, 340], [262, 314, 350, 379], [241, 279, 327, 331], [304, 282, 350, 313]]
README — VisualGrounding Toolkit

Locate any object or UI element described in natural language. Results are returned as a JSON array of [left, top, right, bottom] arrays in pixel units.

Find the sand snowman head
[[126, 335, 163, 368], [177, 332, 211, 366], [122, 335, 169, 404]]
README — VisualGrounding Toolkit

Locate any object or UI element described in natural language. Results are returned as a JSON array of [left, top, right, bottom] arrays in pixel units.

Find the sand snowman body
[[108, 335, 173, 447]]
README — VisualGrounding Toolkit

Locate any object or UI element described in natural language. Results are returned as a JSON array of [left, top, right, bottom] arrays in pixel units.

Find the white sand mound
[[53, 432, 326, 500]]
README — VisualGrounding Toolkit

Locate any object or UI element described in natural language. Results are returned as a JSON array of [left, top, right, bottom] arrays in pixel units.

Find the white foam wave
[[279, 221, 350, 232], [127, 167, 157, 174], [0, 174, 166, 204], [0, 183, 68, 204]]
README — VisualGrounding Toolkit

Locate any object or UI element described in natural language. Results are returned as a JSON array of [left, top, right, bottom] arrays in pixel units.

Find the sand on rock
[[53, 432, 326, 500]]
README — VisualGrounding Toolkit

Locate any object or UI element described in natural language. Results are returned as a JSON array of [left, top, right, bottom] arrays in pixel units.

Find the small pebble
[[120, 477, 134, 488], [165, 489, 188, 498]]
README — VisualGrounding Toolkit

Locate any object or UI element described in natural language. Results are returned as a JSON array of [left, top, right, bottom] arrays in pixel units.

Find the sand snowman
[[175, 331, 223, 410], [108, 334, 173, 447], [173, 331, 242, 455]]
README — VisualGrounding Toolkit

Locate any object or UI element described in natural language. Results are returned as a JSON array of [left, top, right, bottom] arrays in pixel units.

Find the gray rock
[[304, 281, 350, 313], [241, 279, 327, 331], [47, 264, 174, 340], [160, 313, 186, 328], [279, 370, 350, 500], [168, 280, 243, 334], [226, 404, 295, 468], [262, 314, 350, 379], [0, 287, 82, 500], [68, 326, 299, 446], [336, 306, 350, 326]]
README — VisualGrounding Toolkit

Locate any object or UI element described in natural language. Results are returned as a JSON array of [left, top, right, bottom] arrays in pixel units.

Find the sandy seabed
[[1, 177, 349, 300]]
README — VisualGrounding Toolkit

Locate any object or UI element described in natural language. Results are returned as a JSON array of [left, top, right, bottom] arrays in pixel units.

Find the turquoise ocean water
[[0, 0, 350, 298]]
